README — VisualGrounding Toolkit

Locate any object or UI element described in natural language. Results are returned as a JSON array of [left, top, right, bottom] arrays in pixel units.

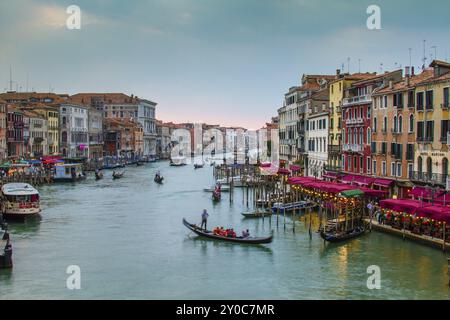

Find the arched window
[[359, 128, 363, 145], [409, 114, 414, 133], [443, 158, 449, 183], [418, 156, 423, 175], [353, 128, 357, 145], [367, 128, 372, 145], [393, 116, 397, 133], [427, 157, 433, 179], [383, 116, 387, 132], [373, 117, 377, 132], [62, 131, 67, 142], [398, 115, 403, 133]]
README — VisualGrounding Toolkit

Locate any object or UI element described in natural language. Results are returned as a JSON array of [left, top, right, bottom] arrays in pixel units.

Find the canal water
[[0, 162, 449, 299]]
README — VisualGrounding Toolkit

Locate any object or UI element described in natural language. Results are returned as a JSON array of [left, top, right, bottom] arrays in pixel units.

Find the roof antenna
[[9, 65, 13, 92], [422, 40, 427, 70], [358, 59, 361, 73], [431, 45, 437, 61], [347, 57, 350, 73]]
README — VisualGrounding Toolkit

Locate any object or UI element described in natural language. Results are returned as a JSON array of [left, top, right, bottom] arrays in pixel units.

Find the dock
[[365, 219, 450, 252]]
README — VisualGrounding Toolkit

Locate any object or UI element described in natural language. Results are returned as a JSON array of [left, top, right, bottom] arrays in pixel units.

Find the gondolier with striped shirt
[[201, 209, 209, 230]]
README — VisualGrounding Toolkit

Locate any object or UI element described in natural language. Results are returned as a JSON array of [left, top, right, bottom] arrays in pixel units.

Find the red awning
[[380, 199, 430, 214], [435, 194, 450, 205], [342, 175, 375, 186], [373, 178, 395, 188], [289, 165, 300, 172], [416, 205, 450, 223]]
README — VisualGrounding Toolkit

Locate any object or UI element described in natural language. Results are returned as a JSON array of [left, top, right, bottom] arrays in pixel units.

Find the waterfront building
[[0, 92, 66, 106], [156, 120, 172, 159], [0, 100, 7, 159], [70, 93, 157, 157], [372, 67, 434, 197], [6, 106, 25, 158], [103, 118, 143, 158], [306, 88, 330, 178], [59, 103, 89, 158], [341, 70, 402, 175], [413, 60, 450, 188], [278, 75, 334, 173], [88, 107, 104, 160], [22, 109, 48, 158], [327, 71, 377, 173]]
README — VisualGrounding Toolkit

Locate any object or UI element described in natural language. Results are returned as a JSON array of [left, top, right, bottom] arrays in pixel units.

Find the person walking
[[201, 209, 209, 230]]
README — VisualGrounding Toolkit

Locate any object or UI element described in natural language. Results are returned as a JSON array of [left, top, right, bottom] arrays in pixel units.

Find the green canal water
[[0, 163, 449, 299]]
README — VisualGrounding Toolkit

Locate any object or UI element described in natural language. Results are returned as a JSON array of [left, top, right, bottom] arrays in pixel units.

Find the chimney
[[411, 66, 415, 76], [336, 69, 341, 78], [405, 66, 410, 77], [405, 66, 411, 87]]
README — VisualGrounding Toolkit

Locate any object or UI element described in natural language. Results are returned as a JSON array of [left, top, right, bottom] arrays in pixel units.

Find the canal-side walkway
[[365, 219, 450, 252]]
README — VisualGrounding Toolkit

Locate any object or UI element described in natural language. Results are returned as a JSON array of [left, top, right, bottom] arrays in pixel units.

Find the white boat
[[216, 176, 245, 187], [170, 156, 187, 166], [1, 183, 41, 219], [53, 163, 86, 182]]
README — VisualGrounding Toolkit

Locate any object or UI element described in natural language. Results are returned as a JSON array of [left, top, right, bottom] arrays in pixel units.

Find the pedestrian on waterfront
[[201, 209, 209, 230]]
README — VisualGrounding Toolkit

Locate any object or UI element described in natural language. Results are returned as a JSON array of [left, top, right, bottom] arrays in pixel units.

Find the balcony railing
[[342, 94, 372, 107], [345, 118, 364, 125], [342, 144, 363, 153], [411, 171, 449, 185], [417, 137, 434, 143], [328, 145, 341, 153]]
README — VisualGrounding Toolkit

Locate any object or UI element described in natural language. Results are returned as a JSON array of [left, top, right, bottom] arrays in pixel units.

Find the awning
[[340, 189, 365, 198], [416, 205, 450, 223], [435, 194, 450, 205], [409, 186, 444, 199], [342, 175, 375, 186], [289, 165, 300, 172], [380, 199, 430, 215], [373, 178, 395, 188]]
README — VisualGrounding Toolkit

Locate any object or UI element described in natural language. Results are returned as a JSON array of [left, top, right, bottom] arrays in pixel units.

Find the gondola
[[320, 227, 366, 243], [136, 162, 143, 167], [183, 218, 273, 244], [112, 172, 124, 180], [0, 222, 12, 269], [95, 171, 104, 180], [212, 189, 221, 201], [241, 210, 272, 218], [154, 175, 164, 184], [194, 164, 204, 169]]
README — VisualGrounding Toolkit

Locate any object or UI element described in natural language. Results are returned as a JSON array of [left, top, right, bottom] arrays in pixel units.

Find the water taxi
[[53, 163, 86, 182], [1, 183, 41, 219]]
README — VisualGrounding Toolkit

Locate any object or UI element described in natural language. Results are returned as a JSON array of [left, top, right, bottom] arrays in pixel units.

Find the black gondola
[[154, 175, 164, 184], [0, 222, 12, 269], [194, 164, 204, 169], [320, 227, 366, 243], [112, 172, 124, 180], [183, 218, 273, 244], [95, 171, 104, 180]]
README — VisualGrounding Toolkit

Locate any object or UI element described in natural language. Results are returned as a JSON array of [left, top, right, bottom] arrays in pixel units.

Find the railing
[[342, 94, 372, 107], [343, 144, 363, 152], [328, 145, 341, 153], [345, 118, 364, 125], [411, 171, 449, 185]]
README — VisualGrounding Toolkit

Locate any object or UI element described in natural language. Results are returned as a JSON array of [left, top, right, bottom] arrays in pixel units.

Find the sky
[[1, 0, 450, 129]]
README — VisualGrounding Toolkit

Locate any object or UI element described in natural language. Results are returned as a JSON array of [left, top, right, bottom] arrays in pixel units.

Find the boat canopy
[[2, 183, 39, 196]]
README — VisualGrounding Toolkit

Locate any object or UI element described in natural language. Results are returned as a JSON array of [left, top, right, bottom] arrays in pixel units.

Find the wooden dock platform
[[365, 219, 450, 252]]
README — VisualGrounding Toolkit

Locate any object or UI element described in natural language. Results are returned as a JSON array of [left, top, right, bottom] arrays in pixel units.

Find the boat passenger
[[242, 229, 250, 238]]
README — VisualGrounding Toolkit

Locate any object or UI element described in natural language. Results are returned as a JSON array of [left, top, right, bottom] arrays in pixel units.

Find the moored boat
[[154, 175, 164, 184], [183, 218, 273, 244], [170, 156, 187, 167], [320, 227, 367, 243], [194, 163, 204, 169], [271, 201, 315, 214], [1, 183, 41, 220], [241, 210, 272, 218], [95, 171, 104, 180], [53, 164, 86, 182]]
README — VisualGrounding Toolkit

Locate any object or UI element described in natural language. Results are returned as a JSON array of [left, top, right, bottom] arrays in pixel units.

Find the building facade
[[22, 110, 48, 158], [88, 107, 104, 160], [342, 70, 403, 175], [413, 60, 450, 187], [6, 107, 24, 158], [0, 100, 7, 160], [59, 103, 89, 158]]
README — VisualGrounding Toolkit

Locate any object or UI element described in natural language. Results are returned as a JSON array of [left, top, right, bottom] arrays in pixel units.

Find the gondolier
[[201, 209, 209, 230]]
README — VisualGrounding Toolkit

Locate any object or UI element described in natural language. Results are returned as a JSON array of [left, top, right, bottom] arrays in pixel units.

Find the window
[[391, 162, 396, 177], [373, 117, 377, 133], [384, 96, 388, 108], [417, 121, 424, 141], [417, 92, 424, 110], [441, 120, 450, 141], [367, 157, 371, 175], [367, 128, 371, 145], [397, 163, 402, 177], [382, 161, 387, 176], [408, 163, 414, 179], [381, 142, 387, 155], [444, 88, 450, 108], [360, 157, 363, 173], [418, 156, 423, 175], [393, 116, 397, 133], [409, 115, 414, 133], [425, 121, 434, 142], [371, 141, 377, 153], [373, 160, 377, 175], [398, 115, 403, 133], [406, 144, 414, 161], [425, 90, 434, 110], [383, 116, 387, 133], [359, 128, 363, 145], [408, 90, 415, 108]]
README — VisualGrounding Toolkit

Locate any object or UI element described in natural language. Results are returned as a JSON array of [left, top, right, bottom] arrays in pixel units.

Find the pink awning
[[289, 165, 300, 172], [342, 175, 375, 186], [277, 168, 291, 175], [357, 187, 389, 198], [416, 205, 450, 223], [409, 187, 444, 200], [373, 178, 395, 188], [380, 199, 430, 215], [435, 194, 450, 205]]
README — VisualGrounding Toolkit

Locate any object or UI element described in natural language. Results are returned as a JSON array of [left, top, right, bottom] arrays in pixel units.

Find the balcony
[[345, 118, 364, 125], [411, 171, 449, 186], [342, 94, 372, 107], [328, 145, 341, 154], [342, 144, 363, 153], [417, 137, 434, 144]]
